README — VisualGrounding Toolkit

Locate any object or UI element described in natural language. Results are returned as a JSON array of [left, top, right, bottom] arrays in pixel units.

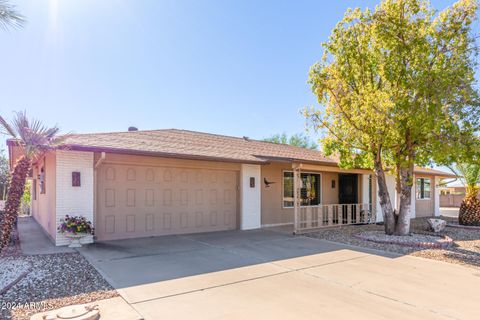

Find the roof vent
[[243, 136, 250, 141], [128, 126, 138, 131]]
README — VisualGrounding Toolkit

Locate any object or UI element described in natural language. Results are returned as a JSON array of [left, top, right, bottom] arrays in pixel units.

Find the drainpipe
[[93, 152, 106, 241], [95, 152, 106, 169]]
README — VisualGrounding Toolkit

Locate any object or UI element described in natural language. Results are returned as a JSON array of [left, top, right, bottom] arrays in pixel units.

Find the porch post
[[293, 163, 301, 234]]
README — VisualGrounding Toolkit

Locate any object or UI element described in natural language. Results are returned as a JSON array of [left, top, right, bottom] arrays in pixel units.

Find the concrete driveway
[[78, 229, 480, 320]]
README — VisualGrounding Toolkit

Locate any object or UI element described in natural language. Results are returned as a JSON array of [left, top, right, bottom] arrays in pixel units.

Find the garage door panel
[[145, 189, 155, 207], [97, 165, 237, 241], [145, 213, 154, 231]]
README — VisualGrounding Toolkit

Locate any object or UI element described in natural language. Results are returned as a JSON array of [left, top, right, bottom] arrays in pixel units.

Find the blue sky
[[0, 0, 475, 150]]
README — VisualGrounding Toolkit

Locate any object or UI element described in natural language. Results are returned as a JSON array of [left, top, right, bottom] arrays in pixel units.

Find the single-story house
[[439, 185, 476, 207], [7, 129, 456, 246]]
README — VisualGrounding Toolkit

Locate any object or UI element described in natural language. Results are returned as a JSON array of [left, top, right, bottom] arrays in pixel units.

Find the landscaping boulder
[[427, 218, 446, 233]]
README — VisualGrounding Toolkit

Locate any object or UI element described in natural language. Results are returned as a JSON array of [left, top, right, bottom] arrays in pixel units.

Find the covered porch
[[290, 162, 377, 234]]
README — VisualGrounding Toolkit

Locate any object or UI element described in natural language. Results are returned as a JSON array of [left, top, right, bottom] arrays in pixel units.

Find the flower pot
[[64, 233, 88, 248]]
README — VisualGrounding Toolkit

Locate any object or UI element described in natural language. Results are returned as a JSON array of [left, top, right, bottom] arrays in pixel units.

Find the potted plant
[[58, 215, 94, 248]]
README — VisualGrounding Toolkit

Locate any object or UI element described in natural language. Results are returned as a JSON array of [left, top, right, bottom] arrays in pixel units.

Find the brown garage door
[[96, 164, 238, 241]]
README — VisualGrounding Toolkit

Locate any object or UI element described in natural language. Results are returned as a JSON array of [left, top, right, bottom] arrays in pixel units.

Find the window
[[39, 167, 46, 194], [283, 172, 294, 207], [283, 172, 321, 207], [416, 178, 431, 199]]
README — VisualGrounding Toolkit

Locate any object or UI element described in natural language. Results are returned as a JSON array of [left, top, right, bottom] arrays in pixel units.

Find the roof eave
[[60, 144, 267, 165], [254, 155, 339, 166]]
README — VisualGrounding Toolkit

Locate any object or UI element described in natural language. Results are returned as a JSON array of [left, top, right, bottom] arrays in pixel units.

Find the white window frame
[[416, 177, 431, 200], [282, 170, 322, 209]]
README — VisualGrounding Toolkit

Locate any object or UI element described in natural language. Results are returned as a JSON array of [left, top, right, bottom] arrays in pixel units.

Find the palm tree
[[0, 111, 61, 252], [0, 0, 25, 30], [450, 163, 480, 226]]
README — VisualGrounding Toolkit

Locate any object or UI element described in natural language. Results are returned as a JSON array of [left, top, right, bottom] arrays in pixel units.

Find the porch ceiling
[[292, 162, 372, 175]]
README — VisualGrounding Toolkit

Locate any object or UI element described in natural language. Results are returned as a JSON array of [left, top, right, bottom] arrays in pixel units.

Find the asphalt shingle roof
[[55, 129, 456, 177], [62, 129, 338, 165]]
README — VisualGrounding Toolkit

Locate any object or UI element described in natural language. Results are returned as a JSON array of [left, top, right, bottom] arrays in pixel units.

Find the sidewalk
[[17, 216, 74, 255]]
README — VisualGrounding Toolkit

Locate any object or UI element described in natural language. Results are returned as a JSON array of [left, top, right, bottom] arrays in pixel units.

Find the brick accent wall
[[55, 150, 94, 246]]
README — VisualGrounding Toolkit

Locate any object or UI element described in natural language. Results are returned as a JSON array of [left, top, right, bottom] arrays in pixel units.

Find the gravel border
[[353, 231, 453, 249], [1, 253, 119, 320], [305, 216, 480, 270]]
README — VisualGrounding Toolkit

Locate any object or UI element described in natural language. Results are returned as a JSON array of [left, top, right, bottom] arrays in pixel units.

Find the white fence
[[296, 203, 376, 233]]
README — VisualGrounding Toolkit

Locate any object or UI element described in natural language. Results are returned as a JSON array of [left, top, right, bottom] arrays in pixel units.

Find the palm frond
[[453, 162, 480, 190], [0, 114, 17, 137], [1, 111, 62, 159], [45, 127, 60, 140], [0, 0, 25, 30]]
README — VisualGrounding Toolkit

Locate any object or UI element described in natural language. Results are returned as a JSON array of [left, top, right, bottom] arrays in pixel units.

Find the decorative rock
[[427, 218, 447, 233]]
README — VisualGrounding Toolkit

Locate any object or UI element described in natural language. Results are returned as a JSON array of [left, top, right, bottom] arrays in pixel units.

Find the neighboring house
[[439, 185, 480, 207], [440, 186, 466, 195], [7, 129, 455, 246]]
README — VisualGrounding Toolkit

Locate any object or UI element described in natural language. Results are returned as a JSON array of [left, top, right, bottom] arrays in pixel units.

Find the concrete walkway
[[440, 207, 460, 218], [78, 229, 480, 320], [17, 216, 74, 255]]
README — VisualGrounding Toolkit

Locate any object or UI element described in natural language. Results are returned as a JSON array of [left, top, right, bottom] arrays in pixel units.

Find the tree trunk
[[394, 166, 413, 235], [0, 156, 30, 252], [373, 159, 396, 235]]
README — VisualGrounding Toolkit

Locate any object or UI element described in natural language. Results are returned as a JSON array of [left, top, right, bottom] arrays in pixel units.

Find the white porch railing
[[295, 203, 376, 234]]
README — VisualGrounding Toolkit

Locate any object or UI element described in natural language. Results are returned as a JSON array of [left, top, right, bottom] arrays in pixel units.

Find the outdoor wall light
[[72, 172, 81, 187]]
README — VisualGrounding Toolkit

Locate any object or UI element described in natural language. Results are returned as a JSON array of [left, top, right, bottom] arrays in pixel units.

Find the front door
[[339, 174, 358, 204]]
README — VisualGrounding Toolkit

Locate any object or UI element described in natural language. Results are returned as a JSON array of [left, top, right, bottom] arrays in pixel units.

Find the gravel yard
[[306, 216, 480, 269], [1, 252, 118, 320]]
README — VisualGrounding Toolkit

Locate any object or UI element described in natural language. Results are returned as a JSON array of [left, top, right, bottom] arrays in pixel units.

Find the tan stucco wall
[[261, 162, 293, 226], [260, 162, 342, 226], [31, 151, 57, 239], [322, 172, 339, 205], [415, 174, 435, 217]]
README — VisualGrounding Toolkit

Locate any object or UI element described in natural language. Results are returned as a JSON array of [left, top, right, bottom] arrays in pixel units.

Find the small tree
[[263, 132, 318, 149], [449, 163, 480, 225], [0, 112, 61, 252], [306, 0, 480, 235]]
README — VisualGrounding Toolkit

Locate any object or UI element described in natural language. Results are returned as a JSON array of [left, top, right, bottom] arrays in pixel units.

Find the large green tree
[[306, 0, 479, 235], [263, 132, 318, 149]]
